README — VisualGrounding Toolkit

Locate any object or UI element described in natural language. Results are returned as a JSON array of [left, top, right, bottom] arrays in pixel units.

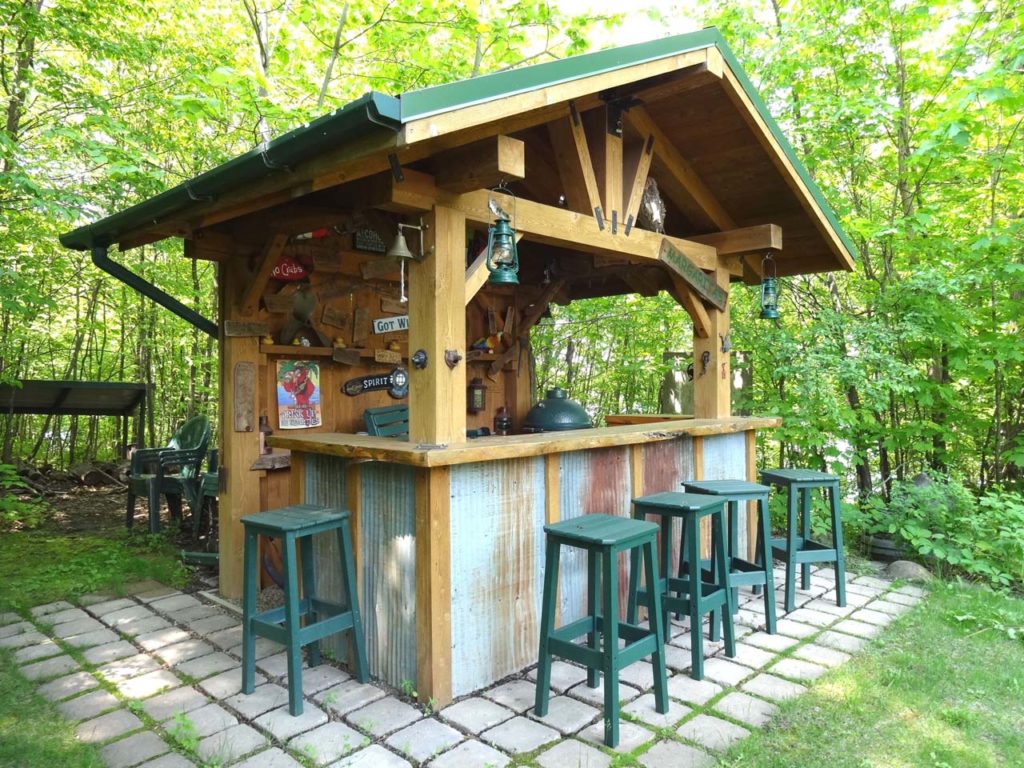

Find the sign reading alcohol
[[658, 240, 728, 311]]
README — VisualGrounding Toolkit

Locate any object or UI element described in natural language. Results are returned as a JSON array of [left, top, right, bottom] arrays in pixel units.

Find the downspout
[[91, 246, 218, 338]]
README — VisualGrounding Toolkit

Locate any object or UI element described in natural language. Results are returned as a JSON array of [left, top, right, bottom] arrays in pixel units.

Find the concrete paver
[[347, 695, 422, 736], [37, 670, 99, 701], [141, 686, 210, 722], [76, 709, 143, 743], [817, 630, 868, 653], [526, 660, 588, 692], [567, 677, 641, 707], [155, 638, 215, 666], [741, 673, 807, 701], [577, 719, 654, 753], [116, 669, 182, 699], [136, 627, 191, 652], [199, 667, 264, 699], [621, 693, 691, 729], [423, 741, 507, 768], [57, 688, 121, 722], [714, 691, 779, 727], [385, 718, 464, 763], [315, 679, 385, 715], [666, 675, 722, 705], [196, 723, 267, 764], [99, 731, 170, 768], [22, 654, 79, 681], [677, 713, 750, 751], [701, 657, 753, 687], [64, 628, 121, 648], [135, 751, 197, 768], [83, 640, 139, 666], [0, 629, 47, 649], [175, 651, 237, 679], [14, 638, 62, 664], [332, 744, 412, 767], [535, 739, 608, 768], [166, 702, 238, 738], [771, 657, 829, 682], [289, 721, 365, 766], [440, 696, 515, 734], [227, 682, 290, 719], [254, 702, 329, 741], [637, 739, 715, 768], [233, 747, 304, 768], [98, 654, 160, 683], [528, 694, 600, 734], [481, 679, 539, 712]]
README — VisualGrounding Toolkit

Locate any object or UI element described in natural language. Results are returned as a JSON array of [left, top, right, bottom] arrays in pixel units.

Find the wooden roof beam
[[384, 168, 717, 270], [689, 223, 782, 255], [430, 135, 525, 193], [240, 233, 289, 315], [624, 105, 736, 231]]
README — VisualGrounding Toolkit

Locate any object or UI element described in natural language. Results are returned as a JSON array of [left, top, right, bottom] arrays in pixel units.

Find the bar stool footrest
[[771, 537, 837, 564]]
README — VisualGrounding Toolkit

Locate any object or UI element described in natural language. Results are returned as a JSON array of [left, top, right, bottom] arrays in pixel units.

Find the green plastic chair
[[363, 405, 408, 439], [126, 415, 211, 534]]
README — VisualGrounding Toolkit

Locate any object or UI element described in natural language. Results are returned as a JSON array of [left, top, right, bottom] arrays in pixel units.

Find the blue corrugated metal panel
[[449, 457, 546, 697], [556, 447, 631, 625], [304, 456, 416, 688], [360, 462, 417, 687], [703, 433, 750, 554]]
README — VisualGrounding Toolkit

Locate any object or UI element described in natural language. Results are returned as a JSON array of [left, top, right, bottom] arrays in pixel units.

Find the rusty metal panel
[[305, 455, 416, 688], [556, 447, 632, 626], [449, 457, 545, 697], [702, 432, 750, 554], [640, 437, 697, 585]]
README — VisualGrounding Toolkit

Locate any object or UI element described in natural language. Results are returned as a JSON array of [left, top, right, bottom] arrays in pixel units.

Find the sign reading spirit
[[372, 315, 409, 334], [658, 240, 728, 311]]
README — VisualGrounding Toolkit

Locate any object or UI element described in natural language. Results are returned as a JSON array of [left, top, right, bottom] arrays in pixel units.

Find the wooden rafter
[[667, 274, 711, 339], [383, 168, 718, 270], [689, 223, 782, 254], [240, 233, 289, 315], [565, 102, 605, 227], [623, 134, 656, 236], [464, 232, 524, 306]]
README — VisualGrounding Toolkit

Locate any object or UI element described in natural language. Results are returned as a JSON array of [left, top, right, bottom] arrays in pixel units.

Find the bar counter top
[[267, 415, 781, 468]]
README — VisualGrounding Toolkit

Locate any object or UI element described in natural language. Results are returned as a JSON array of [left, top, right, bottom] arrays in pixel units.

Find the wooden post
[[218, 255, 263, 599], [693, 266, 731, 419], [415, 466, 452, 705], [408, 205, 464, 706]]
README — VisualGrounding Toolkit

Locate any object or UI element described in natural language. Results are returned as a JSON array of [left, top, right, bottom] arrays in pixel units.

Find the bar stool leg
[[626, 538, 641, 627], [299, 536, 320, 669], [241, 527, 259, 695], [784, 487, 799, 613], [534, 538, 560, 716], [601, 547, 620, 748], [686, 516, 704, 680], [728, 500, 739, 609], [659, 515, 672, 642], [829, 482, 847, 607], [642, 539, 669, 715], [800, 486, 812, 590], [586, 548, 600, 688], [338, 521, 369, 682], [709, 516, 721, 643], [758, 496, 778, 633], [752, 495, 765, 596], [714, 510, 736, 657], [281, 533, 304, 715]]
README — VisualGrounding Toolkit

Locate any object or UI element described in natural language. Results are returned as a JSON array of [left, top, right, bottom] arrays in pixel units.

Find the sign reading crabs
[[271, 256, 309, 282]]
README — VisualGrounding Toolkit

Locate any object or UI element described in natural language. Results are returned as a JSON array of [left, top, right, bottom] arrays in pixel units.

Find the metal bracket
[[388, 153, 405, 182], [602, 96, 641, 136], [444, 349, 463, 369]]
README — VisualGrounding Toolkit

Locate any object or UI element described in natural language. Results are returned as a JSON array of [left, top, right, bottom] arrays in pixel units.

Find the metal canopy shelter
[[0, 380, 148, 454]]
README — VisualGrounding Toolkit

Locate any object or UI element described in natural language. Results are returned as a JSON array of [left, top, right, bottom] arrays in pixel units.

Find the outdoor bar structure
[[60, 29, 855, 705]]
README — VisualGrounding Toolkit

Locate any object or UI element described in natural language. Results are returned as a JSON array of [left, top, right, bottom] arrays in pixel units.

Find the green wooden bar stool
[[241, 504, 369, 716], [534, 514, 669, 748], [626, 492, 736, 681], [760, 468, 847, 613], [681, 480, 777, 634]]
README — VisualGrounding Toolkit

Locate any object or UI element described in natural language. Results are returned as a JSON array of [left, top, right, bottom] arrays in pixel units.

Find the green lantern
[[486, 184, 519, 285], [760, 253, 780, 320]]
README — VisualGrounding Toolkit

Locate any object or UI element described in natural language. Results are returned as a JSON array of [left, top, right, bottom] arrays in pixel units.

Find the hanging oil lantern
[[467, 377, 487, 413], [486, 184, 519, 285], [760, 252, 780, 320]]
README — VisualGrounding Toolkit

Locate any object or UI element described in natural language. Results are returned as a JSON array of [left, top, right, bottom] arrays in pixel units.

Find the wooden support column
[[415, 466, 452, 705], [693, 266, 731, 419], [218, 256, 263, 599], [408, 205, 466, 444], [408, 205, 463, 706]]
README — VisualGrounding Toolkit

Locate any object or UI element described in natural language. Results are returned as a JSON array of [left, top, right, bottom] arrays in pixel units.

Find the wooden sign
[[321, 305, 349, 330], [352, 308, 370, 345], [374, 349, 402, 364], [361, 259, 399, 280], [380, 298, 406, 314], [224, 320, 270, 337], [263, 293, 292, 313], [232, 362, 256, 432], [332, 348, 361, 366], [658, 240, 728, 311], [372, 315, 409, 334]]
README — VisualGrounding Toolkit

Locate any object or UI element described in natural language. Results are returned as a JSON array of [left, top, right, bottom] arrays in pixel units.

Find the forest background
[[1, 0, 1022, 577]]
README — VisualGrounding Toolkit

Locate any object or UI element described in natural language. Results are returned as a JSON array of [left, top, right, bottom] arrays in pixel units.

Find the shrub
[[862, 473, 1024, 589], [0, 463, 47, 530]]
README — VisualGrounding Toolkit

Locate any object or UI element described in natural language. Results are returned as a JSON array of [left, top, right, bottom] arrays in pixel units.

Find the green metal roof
[[60, 28, 855, 266]]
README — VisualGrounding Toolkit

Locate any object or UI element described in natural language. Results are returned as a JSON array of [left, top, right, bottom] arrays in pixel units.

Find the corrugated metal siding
[[359, 462, 416, 687], [557, 447, 632, 625], [702, 432, 750, 554], [641, 437, 697, 581], [449, 458, 545, 697], [305, 456, 416, 688]]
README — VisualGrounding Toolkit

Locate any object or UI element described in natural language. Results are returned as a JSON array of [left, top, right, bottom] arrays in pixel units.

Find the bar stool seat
[[241, 504, 369, 715], [626, 492, 736, 681], [760, 468, 847, 613], [681, 480, 777, 633], [535, 514, 668, 748]]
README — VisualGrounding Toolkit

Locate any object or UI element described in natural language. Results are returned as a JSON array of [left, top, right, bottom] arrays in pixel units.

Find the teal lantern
[[760, 253, 780, 320], [486, 184, 519, 285]]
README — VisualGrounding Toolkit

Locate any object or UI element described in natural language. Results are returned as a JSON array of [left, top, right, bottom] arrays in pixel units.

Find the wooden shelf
[[260, 344, 335, 357]]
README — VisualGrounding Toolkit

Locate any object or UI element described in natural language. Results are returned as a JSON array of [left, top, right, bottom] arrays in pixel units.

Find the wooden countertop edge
[[267, 416, 782, 467]]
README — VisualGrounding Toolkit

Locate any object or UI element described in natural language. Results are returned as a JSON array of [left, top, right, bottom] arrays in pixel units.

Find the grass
[[0, 649, 104, 768], [0, 526, 190, 612], [719, 581, 1024, 768], [0, 514, 190, 768]]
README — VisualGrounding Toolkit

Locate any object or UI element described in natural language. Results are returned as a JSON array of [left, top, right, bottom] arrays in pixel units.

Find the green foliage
[[0, 464, 48, 531], [862, 474, 1024, 588]]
